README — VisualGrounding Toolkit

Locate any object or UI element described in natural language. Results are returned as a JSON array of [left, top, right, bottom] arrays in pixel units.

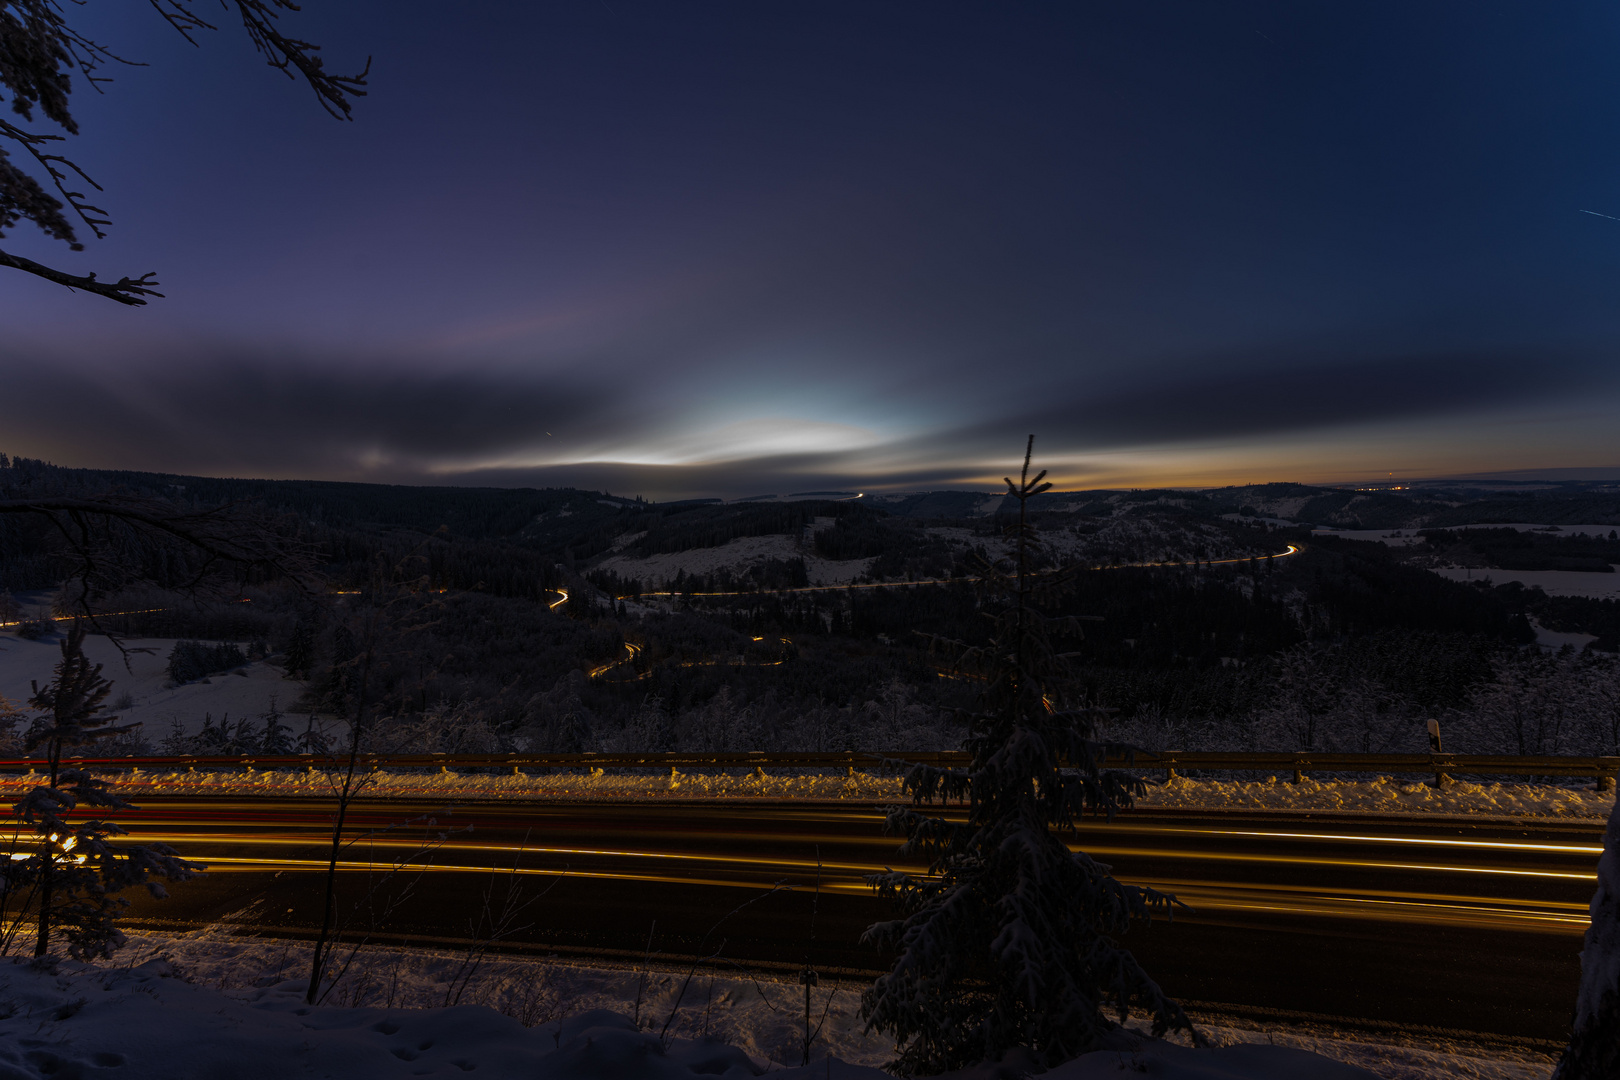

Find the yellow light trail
[[1075, 843, 1596, 882], [83, 792, 1603, 939], [117, 824, 1598, 891], [0, 604, 212, 629], [588, 641, 642, 679], [165, 854, 1591, 933], [1188, 827, 1603, 857], [1152, 886, 1589, 932], [92, 828, 883, 878], [193, 856, 836, 895]]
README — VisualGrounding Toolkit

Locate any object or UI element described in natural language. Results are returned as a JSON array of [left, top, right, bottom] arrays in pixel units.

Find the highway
[[114, 796, 1596, 1043]]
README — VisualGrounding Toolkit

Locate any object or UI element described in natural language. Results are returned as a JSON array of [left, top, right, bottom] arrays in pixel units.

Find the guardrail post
[[1429, 753, 1453, 788], [1426, 724, 1452, 787], [1599, 772, 1615, 795]]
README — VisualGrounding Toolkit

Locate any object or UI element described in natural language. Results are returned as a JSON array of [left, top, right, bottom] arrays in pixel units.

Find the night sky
[[4, 2, 1620, 497]]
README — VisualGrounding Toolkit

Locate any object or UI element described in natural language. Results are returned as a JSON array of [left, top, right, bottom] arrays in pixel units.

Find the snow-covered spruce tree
[[1555, 790, 1620, 1079], [17, 622, 198, 959], [860, 438, 1195, 1075]]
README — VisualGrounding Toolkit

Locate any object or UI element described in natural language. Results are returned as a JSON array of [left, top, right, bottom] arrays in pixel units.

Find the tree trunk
[[32, 867, 52, 958], [306, 612, 374, 1005], [33, 748, 61, 957], [1555, 795, 1620, 1079]]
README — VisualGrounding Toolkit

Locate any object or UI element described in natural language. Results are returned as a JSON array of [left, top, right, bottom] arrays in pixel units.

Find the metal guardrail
[[0, 750, 1612, 790], [0, 751, 963, 772]]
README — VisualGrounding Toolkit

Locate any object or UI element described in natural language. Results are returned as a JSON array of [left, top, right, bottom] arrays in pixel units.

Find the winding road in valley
[[116, 794, 1593, 1045], [626, 545, 1301, 599]]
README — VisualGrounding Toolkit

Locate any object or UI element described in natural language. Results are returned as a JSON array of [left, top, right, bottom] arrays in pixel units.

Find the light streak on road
[[0, 599, 252, 629], [104, 797, 1601, 939], [588, 641, 643, 679], [548, 588, 569, 610], [175, 847, 1590, 931], [588, 637, 793, 680], [116, 824, 1597, 889], [1189, 827, 1603, 857], [1074, 843, 1596, 883]]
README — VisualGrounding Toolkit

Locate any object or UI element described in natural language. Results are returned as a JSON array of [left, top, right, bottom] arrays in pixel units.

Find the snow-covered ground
[[0, 929, 1556, 1079], [0, 633, 305, 740], [1526, 617, 1600, 651], [1140, 773, 1612, 818], [3, 767, 1605, 819]]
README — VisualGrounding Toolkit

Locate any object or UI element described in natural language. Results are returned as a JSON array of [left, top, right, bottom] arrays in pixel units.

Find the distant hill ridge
[[7, 456, 1620, 556]]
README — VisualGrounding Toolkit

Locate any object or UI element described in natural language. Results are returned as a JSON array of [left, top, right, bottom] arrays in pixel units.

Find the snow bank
[[0, 929, 1554, 1079], [1557, 793, 1620, 1075], [0, 953, 1380, 1080], [0, 767, 1605, 819], [1137, 773, 1615, 819], [0, 956, 783, 1080], [0, 766, 909, 801]]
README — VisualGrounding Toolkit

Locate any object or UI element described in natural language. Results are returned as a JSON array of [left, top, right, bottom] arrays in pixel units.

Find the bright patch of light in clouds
[[445, 417, 885, 473], [618, 417, 884, 464]]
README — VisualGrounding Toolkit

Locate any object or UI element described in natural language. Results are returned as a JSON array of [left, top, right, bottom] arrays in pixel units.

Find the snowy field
[[0, 930, 1556, 1080], [1525, 617, 1599, 651], [594, 530, 878, 589], [0, 634, 305, 739], [1300, 520, 1620, 602], [1, 767, 1605, 819]]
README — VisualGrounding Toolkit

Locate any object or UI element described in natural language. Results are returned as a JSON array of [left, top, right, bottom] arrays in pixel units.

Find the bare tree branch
[[0, 495, 310, 577], [0, 245, 161, 305], [0, 1, 366, 301]]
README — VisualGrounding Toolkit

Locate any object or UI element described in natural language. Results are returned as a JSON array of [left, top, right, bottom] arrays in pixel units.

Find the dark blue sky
[[4, 1, 1620, 496]]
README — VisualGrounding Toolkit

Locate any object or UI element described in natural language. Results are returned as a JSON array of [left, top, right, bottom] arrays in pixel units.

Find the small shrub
[[15, 619, 53, 641], [167, 641, 247, 685]]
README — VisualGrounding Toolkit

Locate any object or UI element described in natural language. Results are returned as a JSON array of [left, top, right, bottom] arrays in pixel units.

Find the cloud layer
[[4, 4, 1620, 494], [2, 341, 1609, 498]]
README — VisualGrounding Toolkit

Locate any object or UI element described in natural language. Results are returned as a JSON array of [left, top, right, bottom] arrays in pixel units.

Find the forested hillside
[[5, 454, 1619, 759]]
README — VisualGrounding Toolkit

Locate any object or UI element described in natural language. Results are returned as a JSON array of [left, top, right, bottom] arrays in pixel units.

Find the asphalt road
[[115, 796, 1601, 1043]]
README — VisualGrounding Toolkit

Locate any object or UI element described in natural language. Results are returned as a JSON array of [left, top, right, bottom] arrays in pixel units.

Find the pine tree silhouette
[[18, 623, 197, 958], [860, 437, 1195, 1074]]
